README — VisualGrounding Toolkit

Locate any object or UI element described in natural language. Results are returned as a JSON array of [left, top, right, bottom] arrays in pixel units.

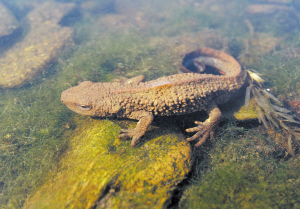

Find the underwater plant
[[246, 69, 300, 155]]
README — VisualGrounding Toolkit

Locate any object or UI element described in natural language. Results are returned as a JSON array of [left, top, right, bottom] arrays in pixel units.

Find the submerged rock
[[234, 98, 258, 121], [0, 2, 75, 89], [246, 4, 291, 15], [253, 0, 292, 4], [24, 118, 191, 208], [0, 2, 19, 38], [247, 33, 281, 55]]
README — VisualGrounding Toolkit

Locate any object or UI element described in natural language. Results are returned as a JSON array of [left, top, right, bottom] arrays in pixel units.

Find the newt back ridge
[[61, 48, 247, 147]]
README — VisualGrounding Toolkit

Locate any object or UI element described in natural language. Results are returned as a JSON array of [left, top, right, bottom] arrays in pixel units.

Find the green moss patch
[[180, 123, 300, 208], [24, 118, 191, 208]]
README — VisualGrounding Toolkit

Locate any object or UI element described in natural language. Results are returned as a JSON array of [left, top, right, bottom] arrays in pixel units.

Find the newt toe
[[186, 103, 221, 146], [61, 48, 246, 147]]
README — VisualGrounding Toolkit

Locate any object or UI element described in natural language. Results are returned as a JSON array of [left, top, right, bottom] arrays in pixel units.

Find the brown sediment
[[286, 99, 300, 117]]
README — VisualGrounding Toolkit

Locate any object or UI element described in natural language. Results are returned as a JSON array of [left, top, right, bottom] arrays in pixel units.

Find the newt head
[[61, 81, 113, 117]]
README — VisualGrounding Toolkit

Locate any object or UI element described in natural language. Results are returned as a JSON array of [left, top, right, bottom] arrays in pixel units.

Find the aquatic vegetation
[[23, 118, 191, 208], [0, 79, 73, 208], [247, 52, 300, 96], [179, 122, 300, 208], [0, 21, 182, 208], [246, 69, 300, 155], [1, 0, 300, 208]]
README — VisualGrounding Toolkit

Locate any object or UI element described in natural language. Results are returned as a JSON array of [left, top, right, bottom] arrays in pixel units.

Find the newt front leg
[[186, 103, 221, 147], [118, 111, 154, 147]]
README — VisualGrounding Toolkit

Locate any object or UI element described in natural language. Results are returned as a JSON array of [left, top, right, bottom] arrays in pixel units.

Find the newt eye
[[78, 104, 91, 110]]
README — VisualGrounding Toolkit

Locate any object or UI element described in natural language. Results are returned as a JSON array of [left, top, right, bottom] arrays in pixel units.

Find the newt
[[61, 48, 247, 147]]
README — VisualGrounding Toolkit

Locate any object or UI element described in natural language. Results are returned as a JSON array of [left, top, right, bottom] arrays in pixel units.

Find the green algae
[[0, 14, 188, 207], [234, 98, 258, 121], [0, 0, 300, 208], [24, 118, 191, 209], [0, 78, 73, 208], [64, 29, 179, 83], [0, 29, 180, 207], [136, 0, 251, 38], [246, 52, 300, 96], [179, 122, 300, 208]]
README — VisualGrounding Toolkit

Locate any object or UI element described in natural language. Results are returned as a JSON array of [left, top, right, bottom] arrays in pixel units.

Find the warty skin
[[61, 48, 247, 147]]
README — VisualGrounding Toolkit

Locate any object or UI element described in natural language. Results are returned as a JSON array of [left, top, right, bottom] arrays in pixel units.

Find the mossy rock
[[24, 117, 191, 208], [234, 98, 257, 120]]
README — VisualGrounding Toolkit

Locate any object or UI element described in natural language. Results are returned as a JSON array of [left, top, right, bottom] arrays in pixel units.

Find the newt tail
[[61, 48, 247, 147]]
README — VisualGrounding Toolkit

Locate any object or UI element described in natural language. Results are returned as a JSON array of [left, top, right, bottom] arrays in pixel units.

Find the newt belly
[[61, 48, 247, 147]]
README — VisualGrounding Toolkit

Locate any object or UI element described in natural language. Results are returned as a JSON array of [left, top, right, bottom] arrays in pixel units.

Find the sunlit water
[[0, 0, 300, 208]]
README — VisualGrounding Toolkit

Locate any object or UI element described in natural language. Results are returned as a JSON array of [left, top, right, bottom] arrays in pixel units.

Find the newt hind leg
[[186, 103, 221, 147]]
